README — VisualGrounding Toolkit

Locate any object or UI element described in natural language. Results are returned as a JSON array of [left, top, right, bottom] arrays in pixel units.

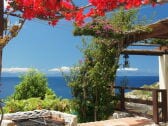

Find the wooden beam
[[131, 44, 160, 47], [121, 49, 168, 56]]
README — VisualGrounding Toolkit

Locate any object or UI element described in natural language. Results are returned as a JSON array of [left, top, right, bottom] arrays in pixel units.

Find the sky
[[1, 1, 168, 77]]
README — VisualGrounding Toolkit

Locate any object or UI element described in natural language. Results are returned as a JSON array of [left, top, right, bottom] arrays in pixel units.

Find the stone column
[[159, 55, 168, 114]]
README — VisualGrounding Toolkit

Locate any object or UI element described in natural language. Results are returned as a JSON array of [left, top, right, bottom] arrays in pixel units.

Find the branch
[[4, 11, 23, 18], [69, 0, 76, 7], [80, 4, 92, 9], [0, 19, 26, 47]]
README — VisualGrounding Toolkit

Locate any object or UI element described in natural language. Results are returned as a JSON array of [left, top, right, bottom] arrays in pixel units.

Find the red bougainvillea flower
[[7, 0, 154, 26]]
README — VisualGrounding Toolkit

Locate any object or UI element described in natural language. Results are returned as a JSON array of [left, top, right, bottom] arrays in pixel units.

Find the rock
[[4, 109, 51, 120], [112, 111, 132, 119]]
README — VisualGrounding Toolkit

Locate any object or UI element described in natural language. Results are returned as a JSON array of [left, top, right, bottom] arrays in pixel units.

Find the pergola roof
[[74, 17, 168, 55], [121, 18, 168, 55], [124, 18, 168, 46], [143, 18, 168, 39]]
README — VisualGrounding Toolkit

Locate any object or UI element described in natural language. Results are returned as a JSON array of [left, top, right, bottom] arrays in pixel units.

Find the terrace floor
[[78, 117, 161, 126]]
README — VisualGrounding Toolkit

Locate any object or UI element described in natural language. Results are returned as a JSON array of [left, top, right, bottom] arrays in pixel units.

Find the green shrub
[[12, 69, 54, 100], [4, 99, 25, 113], [3, 69, 72, 113], [3, 97, 71, 113]]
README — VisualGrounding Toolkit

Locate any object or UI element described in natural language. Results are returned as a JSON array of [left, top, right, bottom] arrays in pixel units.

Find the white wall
[[159, 55, 168, 115]]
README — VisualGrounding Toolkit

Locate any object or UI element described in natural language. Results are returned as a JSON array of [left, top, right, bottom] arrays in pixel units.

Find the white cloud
[[117, 67, 139, 71], [48, 66, 79, 73], [49, 67, 139, 73], [2, 67, 31, 73], [49, 66, 70, 72]]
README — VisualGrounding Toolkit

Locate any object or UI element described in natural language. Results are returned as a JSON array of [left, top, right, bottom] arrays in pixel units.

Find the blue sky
[[2, 2, 168, 76]]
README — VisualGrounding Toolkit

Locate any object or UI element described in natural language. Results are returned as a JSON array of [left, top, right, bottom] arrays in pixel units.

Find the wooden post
[[120, 87, 125, 110], [161, 90, 167, 121], [152, 90, 159, 124]]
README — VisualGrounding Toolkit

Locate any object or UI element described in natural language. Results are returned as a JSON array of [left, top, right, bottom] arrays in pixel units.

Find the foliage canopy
[[7, 0, 156, 26], [67, 8, 144, 123], [67, 38, 119, 122]]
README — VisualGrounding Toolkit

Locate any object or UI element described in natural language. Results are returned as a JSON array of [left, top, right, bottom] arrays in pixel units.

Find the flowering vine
[[74, 19, 122, 39], [6, 0, 157, 26]]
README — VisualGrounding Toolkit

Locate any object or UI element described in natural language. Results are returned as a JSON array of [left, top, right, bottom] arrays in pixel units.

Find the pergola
[[121, 18, 168, 114], [74, 16, 168, 116]]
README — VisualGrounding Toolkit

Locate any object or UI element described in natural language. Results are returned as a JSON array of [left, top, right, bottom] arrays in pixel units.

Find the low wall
[[1, 109, 77, 126]]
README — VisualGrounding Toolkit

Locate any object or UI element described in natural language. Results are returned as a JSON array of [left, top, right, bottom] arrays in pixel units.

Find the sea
[[0, 76, 159, 99]]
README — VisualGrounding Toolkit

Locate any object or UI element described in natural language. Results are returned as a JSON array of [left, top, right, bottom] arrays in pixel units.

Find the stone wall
[[1, 110, 77, 126]]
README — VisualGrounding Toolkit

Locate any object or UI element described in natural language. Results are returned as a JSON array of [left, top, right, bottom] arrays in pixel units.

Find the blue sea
[[0, 76, 159, 99]]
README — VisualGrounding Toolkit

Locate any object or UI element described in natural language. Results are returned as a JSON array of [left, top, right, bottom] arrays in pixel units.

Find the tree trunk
[[0, 47, 2, 78], [0, 1, 4, 125], [0, 0, 4, 76], [94, 87, 98, 121]]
